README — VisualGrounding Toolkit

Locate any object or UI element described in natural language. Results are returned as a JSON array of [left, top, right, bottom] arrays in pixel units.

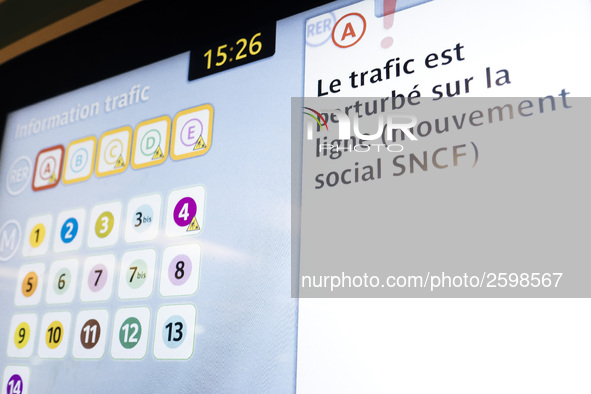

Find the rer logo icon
[[171, 104, 213, 160], [63, 136, 96, 184], [32, 145, 64, 191], [306, 12, 336, 47], [131, 115, 171, 169], [96, 127, 131, 177], [6, 156, 32, 196]]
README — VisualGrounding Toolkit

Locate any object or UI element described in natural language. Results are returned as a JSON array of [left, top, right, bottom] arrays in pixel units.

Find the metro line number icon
[[166, 186, 205, 237], [174, 197, 197, 228], [60, 218, 78, 244], [3, 367, 30, 394], [53, 208, 85, 253]]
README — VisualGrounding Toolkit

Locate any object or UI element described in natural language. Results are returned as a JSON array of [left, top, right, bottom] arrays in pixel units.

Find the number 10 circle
[[46, 321, 64, 349]]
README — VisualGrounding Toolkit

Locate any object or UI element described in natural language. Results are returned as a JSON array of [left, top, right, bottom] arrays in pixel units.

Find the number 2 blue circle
[[60, 218, 78, 244]]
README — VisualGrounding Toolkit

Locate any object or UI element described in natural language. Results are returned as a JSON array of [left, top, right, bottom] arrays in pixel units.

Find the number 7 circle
[[80, 255, 115, 302]]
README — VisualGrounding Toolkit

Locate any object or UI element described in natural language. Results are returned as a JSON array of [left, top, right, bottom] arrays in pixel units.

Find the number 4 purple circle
[[173, 197, 197, 227]]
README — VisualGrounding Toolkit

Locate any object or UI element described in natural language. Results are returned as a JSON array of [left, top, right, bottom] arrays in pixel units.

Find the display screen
[[0, 4, 302, 392], [1, 0, 591, 393]]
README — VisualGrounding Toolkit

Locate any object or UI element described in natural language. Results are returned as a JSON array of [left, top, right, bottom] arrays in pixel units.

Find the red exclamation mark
[[381, 0, 396, 48]]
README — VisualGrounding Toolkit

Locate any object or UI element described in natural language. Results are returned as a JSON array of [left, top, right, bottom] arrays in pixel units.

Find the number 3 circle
[[95, 211, 114, 238]]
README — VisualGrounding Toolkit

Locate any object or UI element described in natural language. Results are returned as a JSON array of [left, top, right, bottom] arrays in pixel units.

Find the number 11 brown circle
[[80, 319, 101, 349]]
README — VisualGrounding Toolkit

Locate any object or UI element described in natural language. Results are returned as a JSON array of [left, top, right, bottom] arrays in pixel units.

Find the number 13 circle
[[162, 315, 186, 349]]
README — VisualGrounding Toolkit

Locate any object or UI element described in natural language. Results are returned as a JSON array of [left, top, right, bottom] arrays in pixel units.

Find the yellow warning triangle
[[49, 173, 57, 183], [152, 146, 164, 160], [115, 155, 125, 168], [187, 216, 200, 231], [193, 135, 206, 150]]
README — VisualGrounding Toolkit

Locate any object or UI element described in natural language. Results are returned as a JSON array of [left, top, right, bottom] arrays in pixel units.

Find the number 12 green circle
[[119, 317, 142, 349]]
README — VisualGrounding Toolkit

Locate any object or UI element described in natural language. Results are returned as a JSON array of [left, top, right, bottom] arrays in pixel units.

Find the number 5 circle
[[21, 272, 38, 297]]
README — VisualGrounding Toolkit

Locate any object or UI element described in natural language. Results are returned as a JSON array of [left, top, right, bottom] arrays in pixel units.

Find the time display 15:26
[[188, 23, 276, 80]]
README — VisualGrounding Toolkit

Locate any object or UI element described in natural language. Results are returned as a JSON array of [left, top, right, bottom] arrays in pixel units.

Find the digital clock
[[188, 23, 276, 80]]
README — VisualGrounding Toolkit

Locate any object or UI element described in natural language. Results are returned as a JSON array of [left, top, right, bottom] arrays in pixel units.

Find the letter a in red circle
[[341, 23, 356, 40], [332, 13, 366, 48]]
